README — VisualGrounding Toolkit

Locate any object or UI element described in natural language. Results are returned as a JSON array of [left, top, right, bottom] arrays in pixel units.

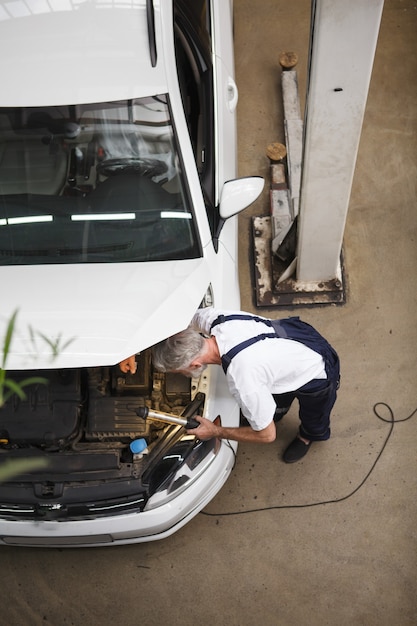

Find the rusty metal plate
[[252, 217, 346, 308]]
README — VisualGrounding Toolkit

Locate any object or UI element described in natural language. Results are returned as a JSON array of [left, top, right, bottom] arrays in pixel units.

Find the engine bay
[[0, 351, 207, 520], [0, 351, 194, 450]]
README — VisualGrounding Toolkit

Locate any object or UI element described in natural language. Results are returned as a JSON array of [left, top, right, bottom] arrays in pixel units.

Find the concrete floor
[[0, 1, 416, 625]]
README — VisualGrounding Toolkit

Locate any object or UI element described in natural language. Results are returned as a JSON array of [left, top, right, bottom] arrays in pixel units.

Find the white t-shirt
[[190, 308, 326, 431]]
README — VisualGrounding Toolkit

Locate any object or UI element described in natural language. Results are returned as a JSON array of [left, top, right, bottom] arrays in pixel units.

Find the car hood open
[[2, 258, 210, 370]]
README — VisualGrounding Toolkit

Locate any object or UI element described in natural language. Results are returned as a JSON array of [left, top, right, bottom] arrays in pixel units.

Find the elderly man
[[124, 307, 340, 463]]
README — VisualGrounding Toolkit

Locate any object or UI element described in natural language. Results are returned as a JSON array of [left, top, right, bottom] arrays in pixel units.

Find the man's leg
[[283, 378, 338, 462], [297, 378, 338, 440], [272, 391, 295, 422]]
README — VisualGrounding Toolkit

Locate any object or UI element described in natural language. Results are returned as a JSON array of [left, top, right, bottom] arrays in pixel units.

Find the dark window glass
[[0, 96, 201, 265], [174, 0, 219, 236]]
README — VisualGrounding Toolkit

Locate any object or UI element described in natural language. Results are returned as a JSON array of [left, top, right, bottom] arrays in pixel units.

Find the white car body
[[0, 0, 263, 546]]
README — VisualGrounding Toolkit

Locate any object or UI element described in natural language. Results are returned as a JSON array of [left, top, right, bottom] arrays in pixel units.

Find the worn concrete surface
[[0, 1, 416, 625]]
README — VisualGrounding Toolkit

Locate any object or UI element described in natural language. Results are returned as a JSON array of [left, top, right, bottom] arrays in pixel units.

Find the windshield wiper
[[0, 243, 132, 258]]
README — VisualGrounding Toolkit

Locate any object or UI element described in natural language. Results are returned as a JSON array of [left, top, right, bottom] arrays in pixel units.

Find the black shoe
[[283, 437, 311, 463]]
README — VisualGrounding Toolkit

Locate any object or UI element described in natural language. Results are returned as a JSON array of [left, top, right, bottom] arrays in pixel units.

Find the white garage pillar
[[296, 0, 385, 283]]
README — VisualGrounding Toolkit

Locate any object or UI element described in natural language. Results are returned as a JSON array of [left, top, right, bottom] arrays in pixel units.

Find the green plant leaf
[[0, 309, 72, 407], [3, 378, 27, 401], [36, 331, 75, 358], [17, 377, 48, 389], [2, 376, 48, 404], [2, 309, 18, 369], [0, 457, 48, 482]]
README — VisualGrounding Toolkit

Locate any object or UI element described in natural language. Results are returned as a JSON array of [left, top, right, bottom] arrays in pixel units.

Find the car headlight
[[143, 434, 221, 510], [199, 284, 214, 308]]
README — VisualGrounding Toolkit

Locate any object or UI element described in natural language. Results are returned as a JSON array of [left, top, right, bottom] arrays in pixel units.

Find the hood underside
[[2, 258, 210, 370]]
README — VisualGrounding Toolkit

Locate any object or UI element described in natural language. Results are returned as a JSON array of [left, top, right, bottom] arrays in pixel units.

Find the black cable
[[201, 402, 416, 517]]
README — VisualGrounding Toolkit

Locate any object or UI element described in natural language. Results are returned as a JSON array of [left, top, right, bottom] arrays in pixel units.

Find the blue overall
[[210, 315, 340, 441]]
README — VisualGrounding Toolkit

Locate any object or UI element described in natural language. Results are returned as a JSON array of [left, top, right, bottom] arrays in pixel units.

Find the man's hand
[[186, 415, 220, 440], [119, 355, 137, 374]]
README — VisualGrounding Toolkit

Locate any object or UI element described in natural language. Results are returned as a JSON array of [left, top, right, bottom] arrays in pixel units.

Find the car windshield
[[0, 95, 201, 265]]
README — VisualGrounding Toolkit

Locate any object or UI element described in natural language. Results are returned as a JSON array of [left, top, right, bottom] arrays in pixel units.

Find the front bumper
[[0, 438, 236, 548]]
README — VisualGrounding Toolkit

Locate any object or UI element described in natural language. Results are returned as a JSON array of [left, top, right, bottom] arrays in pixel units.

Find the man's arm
[[187, 415, 276, 444]]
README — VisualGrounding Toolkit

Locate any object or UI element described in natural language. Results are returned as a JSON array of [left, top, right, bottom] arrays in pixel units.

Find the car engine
[[1, 351, 194, 450], [0, 352, 207, 520]]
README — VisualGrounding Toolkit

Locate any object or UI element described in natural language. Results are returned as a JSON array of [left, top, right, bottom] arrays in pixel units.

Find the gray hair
[[152, 328, 205, 372]]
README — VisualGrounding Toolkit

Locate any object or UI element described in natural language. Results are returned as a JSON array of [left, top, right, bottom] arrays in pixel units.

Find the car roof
[[0, 0, 169, 107]]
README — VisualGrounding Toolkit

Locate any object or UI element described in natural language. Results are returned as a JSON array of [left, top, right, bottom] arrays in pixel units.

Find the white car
[[0, 0, 263, 546]]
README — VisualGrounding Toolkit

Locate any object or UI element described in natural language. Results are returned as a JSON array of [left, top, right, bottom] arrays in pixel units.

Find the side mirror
[[219, 176, 264, 220]]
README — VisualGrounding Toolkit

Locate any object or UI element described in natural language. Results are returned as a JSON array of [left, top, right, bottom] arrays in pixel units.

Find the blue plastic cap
[[130, 438, 147, 454]]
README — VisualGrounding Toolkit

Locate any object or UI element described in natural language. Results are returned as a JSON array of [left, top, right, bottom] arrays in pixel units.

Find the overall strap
[[210, 314, 272, 330], [210, 314, 339, 380], [210, 314, 291, 337], [221, 333, 276, 373], [210, 314, 291, 374]]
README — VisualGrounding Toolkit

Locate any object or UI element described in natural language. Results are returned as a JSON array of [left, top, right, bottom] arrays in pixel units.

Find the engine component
[[86, 396, 150, 440], [0, 369, 82, 447], [135, 406, 199, 430]]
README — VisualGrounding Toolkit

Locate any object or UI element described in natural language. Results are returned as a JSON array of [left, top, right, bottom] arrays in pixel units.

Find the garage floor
[[1, 1, 416, 625]]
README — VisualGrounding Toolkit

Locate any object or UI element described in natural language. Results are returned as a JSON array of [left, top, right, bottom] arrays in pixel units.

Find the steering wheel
[[96, 157, 167, 178]]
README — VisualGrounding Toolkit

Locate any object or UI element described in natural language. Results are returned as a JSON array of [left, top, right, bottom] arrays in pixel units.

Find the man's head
[[152, 329, 207, 378]]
